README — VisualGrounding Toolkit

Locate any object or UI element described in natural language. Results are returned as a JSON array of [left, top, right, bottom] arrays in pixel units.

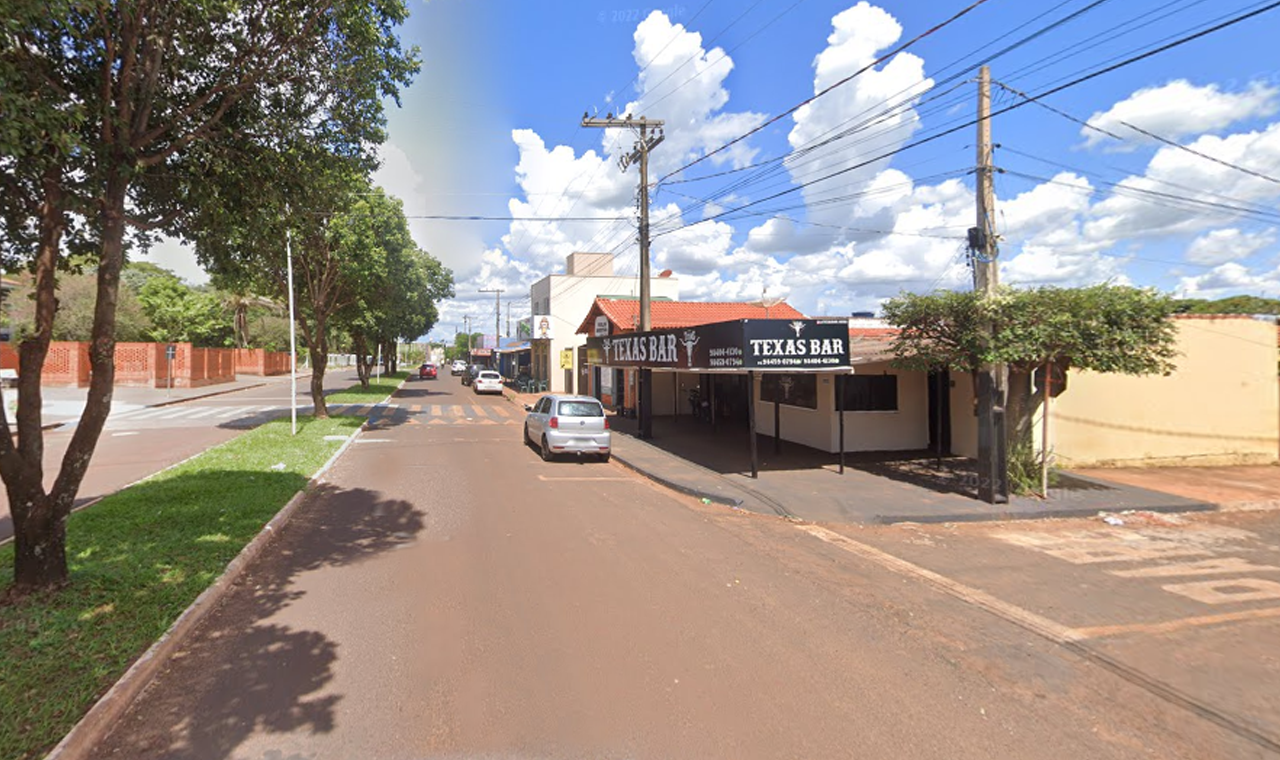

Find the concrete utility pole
[[582, 112, 664, 438], [971, 65, 1009, 504], [464, 315, 472, 363], [480, 288, 503, 361]]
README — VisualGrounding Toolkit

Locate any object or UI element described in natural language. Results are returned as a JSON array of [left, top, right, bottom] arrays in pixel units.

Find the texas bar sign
[[585, 318, 850, 372]]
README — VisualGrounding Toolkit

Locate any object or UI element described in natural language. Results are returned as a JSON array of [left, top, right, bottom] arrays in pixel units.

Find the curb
[[874, 500, 1219, 525], [43, 426, 364, 760], [142, 381, 270, 409], [611, 449, 744, 508]]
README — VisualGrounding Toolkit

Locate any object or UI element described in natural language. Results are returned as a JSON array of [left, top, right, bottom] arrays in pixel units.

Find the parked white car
[[450, 360, 466, 375], [523, 395, 611, 463], [473, 370, 503, 395]]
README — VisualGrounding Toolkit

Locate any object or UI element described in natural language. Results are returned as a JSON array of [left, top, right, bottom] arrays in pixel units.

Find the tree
[[0, 0, 418, 592], [137, 277, 233, 346], [884, 284, 1179, 449]]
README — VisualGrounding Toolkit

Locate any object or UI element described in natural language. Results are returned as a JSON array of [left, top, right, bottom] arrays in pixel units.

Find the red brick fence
[[38, 342, 290, 388]]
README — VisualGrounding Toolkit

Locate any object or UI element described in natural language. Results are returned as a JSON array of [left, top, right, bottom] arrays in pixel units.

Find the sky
[[141, 0, 1280, 342]]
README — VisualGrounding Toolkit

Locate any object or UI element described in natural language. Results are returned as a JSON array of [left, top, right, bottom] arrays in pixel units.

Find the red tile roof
[[577, 298, 806, 334]]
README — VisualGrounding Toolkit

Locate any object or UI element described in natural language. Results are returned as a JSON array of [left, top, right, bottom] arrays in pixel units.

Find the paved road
[[0, 369, 366, 543], [88, 374, 1272, 760]]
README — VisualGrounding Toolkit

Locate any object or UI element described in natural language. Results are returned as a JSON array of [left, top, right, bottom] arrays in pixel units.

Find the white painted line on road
[[353, 438, 395, 443], [214, 406, 257, 419], [185, 407, 228, 419], [796, 524, 1086, 643], [111, 431, 139, 437], [537, 475, 632, 482]]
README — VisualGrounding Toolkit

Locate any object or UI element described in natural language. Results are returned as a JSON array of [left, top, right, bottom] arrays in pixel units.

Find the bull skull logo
[[601, 338, 613, 361], [680, 330, 700, 368], [789, 320, 805, 338]]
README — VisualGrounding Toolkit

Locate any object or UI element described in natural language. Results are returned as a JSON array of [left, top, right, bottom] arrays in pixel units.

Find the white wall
[[750, 366, 929, 454], [529, 273, 680, 393], [836, 364, 929, 452]]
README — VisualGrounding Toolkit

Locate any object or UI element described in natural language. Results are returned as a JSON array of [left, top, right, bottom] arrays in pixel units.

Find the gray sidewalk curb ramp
[[610, 449, 745, 508], [42, 380, 401, 760]]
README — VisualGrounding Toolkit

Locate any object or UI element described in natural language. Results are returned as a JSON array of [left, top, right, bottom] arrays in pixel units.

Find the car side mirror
[[523, 404, 533, 411]]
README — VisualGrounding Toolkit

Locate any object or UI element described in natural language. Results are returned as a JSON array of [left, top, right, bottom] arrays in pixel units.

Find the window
[[841, 374, 898, 412], [759, 374, 817, 410], [557, 401, 604, 417], [535, 398, 551, 414]]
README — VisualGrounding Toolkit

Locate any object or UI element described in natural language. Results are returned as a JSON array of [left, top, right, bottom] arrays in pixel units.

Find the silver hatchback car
[[524, 395, 611, 463]]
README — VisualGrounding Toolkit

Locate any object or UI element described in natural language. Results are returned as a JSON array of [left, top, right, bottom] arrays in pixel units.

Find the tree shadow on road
[[93, 484, 424, 760]]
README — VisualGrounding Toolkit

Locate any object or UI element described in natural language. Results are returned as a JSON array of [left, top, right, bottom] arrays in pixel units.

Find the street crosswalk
[[100, 401, 522, 428]]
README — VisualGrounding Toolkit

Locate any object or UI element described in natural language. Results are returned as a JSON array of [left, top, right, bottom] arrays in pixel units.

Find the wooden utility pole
[[480, 287, 503, 347], [972, 66, 1009, 503], [464, 315, 472, 363], [582, 112, 664, 437]]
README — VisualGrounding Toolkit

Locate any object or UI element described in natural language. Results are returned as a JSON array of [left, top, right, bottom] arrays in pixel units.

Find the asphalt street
[[86, 374, 1276, 760], [0, 369, 365, 543]]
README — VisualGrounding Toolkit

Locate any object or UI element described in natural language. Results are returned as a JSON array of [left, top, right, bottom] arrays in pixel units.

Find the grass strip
[[0, 414, 363, 760], [324, 370, 407, 405]]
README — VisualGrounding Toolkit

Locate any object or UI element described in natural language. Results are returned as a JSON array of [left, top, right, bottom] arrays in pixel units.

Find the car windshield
[[557, 401, 603, 417]]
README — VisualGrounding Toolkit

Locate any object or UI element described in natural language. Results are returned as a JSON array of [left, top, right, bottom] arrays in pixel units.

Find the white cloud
[[1177, 261, 1280, 299], [785, 3, 933, 229], [1185, 227, 1277, 266], [137, 236, 209, 286], [1083, 80, 1278, 150]]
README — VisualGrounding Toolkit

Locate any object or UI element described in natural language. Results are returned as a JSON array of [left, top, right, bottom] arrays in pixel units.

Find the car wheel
[[523, 423, 532, 446], [540, 436, 554, 462], [599, 454, 611, 464]]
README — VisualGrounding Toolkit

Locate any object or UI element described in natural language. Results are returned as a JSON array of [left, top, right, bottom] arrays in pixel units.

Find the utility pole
[[582, 111, 664, 438], [464, 315, 472, 363], [506, 301, 511, 339], [480, 288, 503, 365], [971, 65, 1008, 504]]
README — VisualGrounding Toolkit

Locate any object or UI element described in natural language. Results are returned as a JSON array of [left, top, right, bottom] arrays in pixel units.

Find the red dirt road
[[87, 378, 1263, 759]]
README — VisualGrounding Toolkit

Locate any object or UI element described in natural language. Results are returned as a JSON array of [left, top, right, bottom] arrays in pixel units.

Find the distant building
[[528, 252, 679, 394]]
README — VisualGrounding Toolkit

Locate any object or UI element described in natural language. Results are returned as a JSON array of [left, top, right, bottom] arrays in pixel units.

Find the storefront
[[584, 318, 855, 477]]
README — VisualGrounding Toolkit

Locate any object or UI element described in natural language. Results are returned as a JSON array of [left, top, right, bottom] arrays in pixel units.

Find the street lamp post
[[286, 214, 298, 436]]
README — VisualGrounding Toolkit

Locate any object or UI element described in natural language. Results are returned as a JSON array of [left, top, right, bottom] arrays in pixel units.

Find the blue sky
[[144, 0, 1280, 341]]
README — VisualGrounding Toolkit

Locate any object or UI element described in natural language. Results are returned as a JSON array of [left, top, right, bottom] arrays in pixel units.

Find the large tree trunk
[[3, 168, 67, 590], [1005, 367, 1036, 450], [353, 334, 370, 387], [4, 169, 127, 591], [309, 314, 329, 418]]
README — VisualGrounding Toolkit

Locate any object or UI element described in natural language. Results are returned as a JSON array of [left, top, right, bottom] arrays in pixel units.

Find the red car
[[418, 363, 437, 379]]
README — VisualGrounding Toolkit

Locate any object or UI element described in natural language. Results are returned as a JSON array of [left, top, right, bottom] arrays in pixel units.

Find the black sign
[[584, 318, 850, 372]]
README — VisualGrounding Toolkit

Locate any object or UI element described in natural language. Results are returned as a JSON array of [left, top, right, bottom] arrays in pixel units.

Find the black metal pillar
[[747, 371, 758, 479], [837, 373, 845, 474], [773, 396, 781, 455], [639, 367, 653, 439]]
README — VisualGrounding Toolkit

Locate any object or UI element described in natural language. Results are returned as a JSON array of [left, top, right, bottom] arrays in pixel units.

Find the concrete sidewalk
[[501, 385, 1212, 524]]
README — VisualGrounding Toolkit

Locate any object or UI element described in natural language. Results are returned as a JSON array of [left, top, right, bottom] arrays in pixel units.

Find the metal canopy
[[583, 318, 852, 374]]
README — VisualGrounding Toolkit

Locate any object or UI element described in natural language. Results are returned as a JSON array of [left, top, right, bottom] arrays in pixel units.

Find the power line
[[1117, 120, 1280, 186], [655, 0, 996, 185], [651, 0, 1280, 241]]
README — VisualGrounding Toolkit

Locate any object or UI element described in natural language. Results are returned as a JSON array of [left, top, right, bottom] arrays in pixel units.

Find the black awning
[[584, 318, 851, 372]]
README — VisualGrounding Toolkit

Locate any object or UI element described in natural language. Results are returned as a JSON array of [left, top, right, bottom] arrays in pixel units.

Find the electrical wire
[[651, 0, 1280, 240]]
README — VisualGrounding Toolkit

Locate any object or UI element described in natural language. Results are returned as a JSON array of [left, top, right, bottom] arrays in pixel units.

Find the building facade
[[528, 252, 679, 394]]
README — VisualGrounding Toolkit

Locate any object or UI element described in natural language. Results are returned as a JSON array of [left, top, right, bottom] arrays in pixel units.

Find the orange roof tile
[[577, 298, 806, 334]]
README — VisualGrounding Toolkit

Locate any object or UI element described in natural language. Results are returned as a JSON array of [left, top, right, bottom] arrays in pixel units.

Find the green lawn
[[324, 370, 407, 405], [0, 415, 364, 760]]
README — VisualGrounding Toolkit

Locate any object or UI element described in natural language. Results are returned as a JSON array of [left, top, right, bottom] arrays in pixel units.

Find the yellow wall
[[1047, 317, 1278, 467], [950, 371, 978, 459]]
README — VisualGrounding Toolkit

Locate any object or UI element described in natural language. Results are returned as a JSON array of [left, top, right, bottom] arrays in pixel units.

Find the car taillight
[[604, 418, 610, 429], [549, 417, 559, 429]]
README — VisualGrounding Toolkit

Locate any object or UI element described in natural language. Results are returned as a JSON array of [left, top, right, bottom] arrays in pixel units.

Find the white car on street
[[523, 395, 611, 463], [450, 360, 466, 375], [473, 370, 503, 395]]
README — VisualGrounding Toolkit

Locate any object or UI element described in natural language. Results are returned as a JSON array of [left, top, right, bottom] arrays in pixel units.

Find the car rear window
[[557, 401, 603, 417], [479, 372, 500, 379]]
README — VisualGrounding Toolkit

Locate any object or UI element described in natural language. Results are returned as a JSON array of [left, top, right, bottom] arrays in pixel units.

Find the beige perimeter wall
[[1049, 317, 1278, 467], [952, 317, 1279, 466]]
